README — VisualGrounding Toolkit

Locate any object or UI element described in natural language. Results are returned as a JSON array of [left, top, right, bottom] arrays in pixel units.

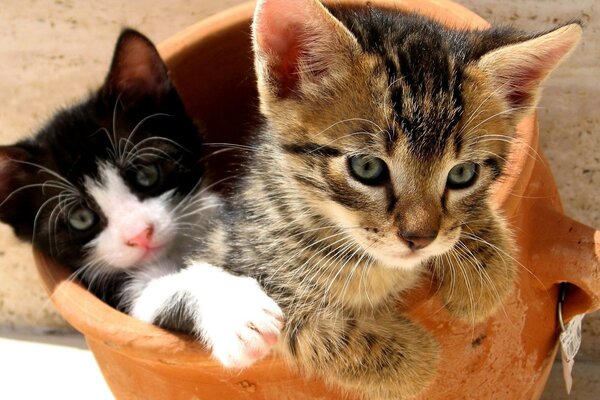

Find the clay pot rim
[[35, 0, 537, 363]]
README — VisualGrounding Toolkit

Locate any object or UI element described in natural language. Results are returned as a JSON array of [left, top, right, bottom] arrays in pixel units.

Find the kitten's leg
[[126, 262, 284, 368], [281, 310, 439, 400], [433, 211, 516, 322]]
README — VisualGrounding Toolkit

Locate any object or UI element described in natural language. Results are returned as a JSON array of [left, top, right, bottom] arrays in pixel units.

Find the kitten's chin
[[136, 244, 169, 266], [92, 242, 172, 272], [373, 252, 430, 271]]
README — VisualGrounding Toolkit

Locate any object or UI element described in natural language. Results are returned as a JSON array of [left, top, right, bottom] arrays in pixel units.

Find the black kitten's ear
[[0, 146, 32, 218], [477, 23, 581, 120], [103, 29, 170, 104]]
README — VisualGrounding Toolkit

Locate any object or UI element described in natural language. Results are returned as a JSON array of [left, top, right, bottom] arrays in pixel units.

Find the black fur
[[0, 29, 204, 303]]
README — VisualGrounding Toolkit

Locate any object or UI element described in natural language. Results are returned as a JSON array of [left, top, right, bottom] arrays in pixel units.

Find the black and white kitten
[[0, 29, 282, 368]]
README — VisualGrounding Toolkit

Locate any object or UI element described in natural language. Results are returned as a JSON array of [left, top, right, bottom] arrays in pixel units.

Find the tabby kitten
[[0, 29, 282, 368], [193, 0, 580, 398]]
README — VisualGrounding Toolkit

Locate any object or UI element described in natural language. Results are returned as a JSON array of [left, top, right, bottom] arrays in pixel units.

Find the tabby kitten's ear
[[103, 29, 171, 105], [477, 23, 582, 120], [252, 0, 361, 100]]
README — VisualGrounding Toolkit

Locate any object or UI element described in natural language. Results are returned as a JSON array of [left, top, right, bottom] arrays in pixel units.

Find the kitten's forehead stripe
[[332, 7, 465, 159], [453, 130, 463, 156]]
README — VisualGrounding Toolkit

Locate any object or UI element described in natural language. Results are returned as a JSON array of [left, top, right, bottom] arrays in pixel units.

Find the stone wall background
[[0, 0, 598, 357]]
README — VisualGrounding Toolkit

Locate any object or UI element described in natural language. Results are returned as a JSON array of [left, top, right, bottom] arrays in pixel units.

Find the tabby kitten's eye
[[133, 164, 160, 189], [68, 207, 97, 231], [447, 162, 479, 189], [348, 155, 389, 185]]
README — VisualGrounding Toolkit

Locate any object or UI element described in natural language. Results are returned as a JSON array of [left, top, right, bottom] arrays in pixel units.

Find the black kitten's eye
[[348, 155, 389, 185], [134, 164, 160, 189], [68, 207, 97, 231], [447, 162, 479, 189]]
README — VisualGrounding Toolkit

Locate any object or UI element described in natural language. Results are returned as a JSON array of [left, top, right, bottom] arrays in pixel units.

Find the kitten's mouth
[[370, 248, 430, 270], [386, 250, 418, 258], [137, 243, 167, 263]]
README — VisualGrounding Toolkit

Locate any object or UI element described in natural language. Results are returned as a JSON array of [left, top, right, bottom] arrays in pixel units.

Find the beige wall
[[0, 0, 598, 356]]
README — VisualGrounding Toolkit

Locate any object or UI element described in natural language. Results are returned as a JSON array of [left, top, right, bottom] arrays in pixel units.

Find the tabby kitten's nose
[[399, 231, 437, 251]]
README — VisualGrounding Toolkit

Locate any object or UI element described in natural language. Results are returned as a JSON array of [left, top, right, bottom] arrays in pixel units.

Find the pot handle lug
[[529, 206, 600, 322]]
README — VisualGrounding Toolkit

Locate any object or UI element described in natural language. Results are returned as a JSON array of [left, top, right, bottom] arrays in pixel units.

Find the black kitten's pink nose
[[126, 225, 155, 249], [399, 231, 437, 251]]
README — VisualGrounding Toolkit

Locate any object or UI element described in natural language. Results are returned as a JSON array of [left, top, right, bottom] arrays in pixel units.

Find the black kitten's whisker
[[183, 175, 238, 199], [111, 95, 123, 160], [9, 159, 78, 192], [126, 150, 183, 168], [119, 113, 173, 162], [0, 182, 77, 209], [95, 127, 118, 161], [30, 192, 70, 247], [125, 134, 191, 161], [198, 147, 238, 162], [48, 195, 78, 256], [203, 142, 258, 151]]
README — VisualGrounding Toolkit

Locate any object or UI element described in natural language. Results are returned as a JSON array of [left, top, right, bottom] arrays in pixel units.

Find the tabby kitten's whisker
[[449, 247, 477, 332], [267, 231, 354, 287], [462, 105, 542, 140], [456, 82, 514, 137], [460, 231, 546, 296], [454, 240, 512, 324]]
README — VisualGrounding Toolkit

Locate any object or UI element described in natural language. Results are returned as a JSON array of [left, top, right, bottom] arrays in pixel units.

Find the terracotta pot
[[34, 1, 600, 399]]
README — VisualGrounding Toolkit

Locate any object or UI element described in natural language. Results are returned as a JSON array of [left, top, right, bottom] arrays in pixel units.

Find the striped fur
[[194, 1, 581, 398]]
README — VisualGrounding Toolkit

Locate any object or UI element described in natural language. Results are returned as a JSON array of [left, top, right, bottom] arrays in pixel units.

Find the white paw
[[201, 275, 284, 369]]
